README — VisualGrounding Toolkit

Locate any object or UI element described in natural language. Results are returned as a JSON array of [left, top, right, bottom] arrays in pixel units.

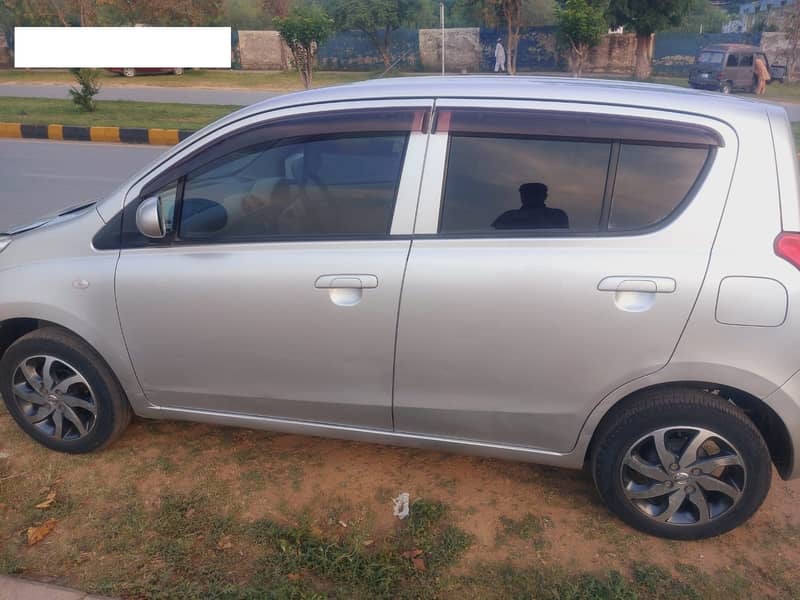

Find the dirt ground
[[1, 408, 799, 599]]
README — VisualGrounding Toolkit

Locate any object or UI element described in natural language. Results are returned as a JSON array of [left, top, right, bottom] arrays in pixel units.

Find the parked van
[[689, 43, 786, 94], [2, 77, 799, 540]]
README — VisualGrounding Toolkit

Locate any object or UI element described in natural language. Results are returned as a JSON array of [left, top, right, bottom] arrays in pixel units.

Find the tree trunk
[[634, 33, 653, 80], [382, 25, 392, 68]]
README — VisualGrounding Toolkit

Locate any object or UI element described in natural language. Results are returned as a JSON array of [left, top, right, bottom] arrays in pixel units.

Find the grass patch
[[792, 121, 800, 148], [0, 68, 375, 91], [497, 513, 552, 550], [0, 96, 236, 129]]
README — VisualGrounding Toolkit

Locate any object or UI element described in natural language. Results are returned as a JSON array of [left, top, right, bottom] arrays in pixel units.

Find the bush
[[68, 68, 101, 112]]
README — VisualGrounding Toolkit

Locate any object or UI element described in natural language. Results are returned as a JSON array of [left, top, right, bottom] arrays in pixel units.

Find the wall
[[419, 28, 481, 72], [653, 32, 762, 76], [761, 32, 800, 80], [318, 29, 419, 71], [0, 31, 10, 69], [238, 30, 289, 70], [585, 33, 637, 74]]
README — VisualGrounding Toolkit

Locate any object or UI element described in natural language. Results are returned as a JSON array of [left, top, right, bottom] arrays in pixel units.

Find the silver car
[[2, 77, 799, 540]]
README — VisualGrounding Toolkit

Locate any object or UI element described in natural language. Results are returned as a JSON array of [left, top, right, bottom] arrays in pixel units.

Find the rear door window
[[739, 54, 754, 67], [726, 54, 739, 67]]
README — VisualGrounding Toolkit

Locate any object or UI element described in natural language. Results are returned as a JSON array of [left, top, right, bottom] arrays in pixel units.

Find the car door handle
[[597, 276, 676, 294], [315, 274, 379, 289]]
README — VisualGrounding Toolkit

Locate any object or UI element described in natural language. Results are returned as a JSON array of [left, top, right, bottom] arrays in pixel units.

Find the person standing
[[754, 55, 771, 95], [494, 38, 506, 73]]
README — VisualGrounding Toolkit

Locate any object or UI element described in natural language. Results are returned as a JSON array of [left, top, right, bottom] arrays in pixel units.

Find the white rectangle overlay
[[15, 27, 231, 68]]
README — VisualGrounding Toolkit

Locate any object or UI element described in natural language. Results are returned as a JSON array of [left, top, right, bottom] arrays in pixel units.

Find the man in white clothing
[[494, 38, 506, 73]]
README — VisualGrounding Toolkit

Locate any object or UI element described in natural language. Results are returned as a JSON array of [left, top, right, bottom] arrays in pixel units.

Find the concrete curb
[[0, 575, 112, 600], [0, 122, 193, 145]]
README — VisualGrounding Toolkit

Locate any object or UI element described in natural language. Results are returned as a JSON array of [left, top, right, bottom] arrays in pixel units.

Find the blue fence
[[480, 27, 562, 72], [317, 28, 420, 71]]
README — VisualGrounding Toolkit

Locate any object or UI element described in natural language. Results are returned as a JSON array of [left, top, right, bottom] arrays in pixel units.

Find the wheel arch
[[585, 381, 793, 479]]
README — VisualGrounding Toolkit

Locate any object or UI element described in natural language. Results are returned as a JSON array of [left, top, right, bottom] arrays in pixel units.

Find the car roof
[[218, 75, 770, 128], [701, 44, 761, 53]]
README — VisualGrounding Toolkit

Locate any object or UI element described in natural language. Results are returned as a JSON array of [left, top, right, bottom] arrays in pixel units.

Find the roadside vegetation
[[2, 411, 800, 599], [0, 97, 238, 130]]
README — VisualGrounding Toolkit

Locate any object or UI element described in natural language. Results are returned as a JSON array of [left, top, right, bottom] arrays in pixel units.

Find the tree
[[781, 3, 800, 82], [607, 0, 692, 79], [329, 0, 420, 68], [275, 4, 334, 89], [556, 0, 607, 77], [484, 0, 522, 74], [69, 68, 101, 112]]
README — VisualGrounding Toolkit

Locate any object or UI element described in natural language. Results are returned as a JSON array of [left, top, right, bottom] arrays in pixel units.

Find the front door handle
[[315, 274, 379, 289], [597, 276, 676, 294]]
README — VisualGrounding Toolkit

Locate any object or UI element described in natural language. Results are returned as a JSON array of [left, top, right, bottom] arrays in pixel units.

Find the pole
[[440, 2, 445, 76]]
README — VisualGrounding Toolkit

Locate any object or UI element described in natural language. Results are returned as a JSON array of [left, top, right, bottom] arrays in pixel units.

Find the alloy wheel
[[620, 426, 745, 526], [11, 355, 97, 441]]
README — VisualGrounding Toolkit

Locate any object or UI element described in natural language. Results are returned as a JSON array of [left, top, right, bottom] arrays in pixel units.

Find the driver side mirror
[[136, 196, 166, 239]]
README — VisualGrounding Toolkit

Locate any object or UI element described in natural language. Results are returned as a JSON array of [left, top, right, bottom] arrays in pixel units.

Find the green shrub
[[68, 68, 101, 112]]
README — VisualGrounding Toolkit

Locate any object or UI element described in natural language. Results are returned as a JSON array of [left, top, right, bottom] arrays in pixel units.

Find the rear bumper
[[766, 371, 800, 479]]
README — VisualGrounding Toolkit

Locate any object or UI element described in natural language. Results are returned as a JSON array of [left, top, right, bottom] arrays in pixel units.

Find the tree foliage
[[606, 0, 692, 78], [556, 0, 607, 77], [68, 68, 101, 112], [275, 4, 334, 89], [328, 0, 421, 68]]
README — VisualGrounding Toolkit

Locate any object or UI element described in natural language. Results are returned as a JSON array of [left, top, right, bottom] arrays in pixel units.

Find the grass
[[0, 96, 237, 129], [2, 413, 800, 599], [793, 122, 800, 147], [0, 68, 375, 91]]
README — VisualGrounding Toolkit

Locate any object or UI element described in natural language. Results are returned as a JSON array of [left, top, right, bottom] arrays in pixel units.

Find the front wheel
[[0, 327, 131, 453], [720, 81, 732, 94], [123, 68, 136, 77], [591, 388, 771, 540]]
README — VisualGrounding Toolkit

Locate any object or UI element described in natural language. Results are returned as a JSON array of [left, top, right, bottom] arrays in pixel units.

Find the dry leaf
[[216, 535, 233, 550], [413, 557, 426, 571], [363, 539, 374, 547], [27, 518, 57, 545], [401, 548, 424, 559], [35, 490, 56, 509], [287, 573, 302, 581], [338, 520, 348, 528]]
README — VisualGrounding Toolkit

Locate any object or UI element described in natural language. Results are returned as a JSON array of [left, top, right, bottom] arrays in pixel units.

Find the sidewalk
[[0, 576, 111, 600]]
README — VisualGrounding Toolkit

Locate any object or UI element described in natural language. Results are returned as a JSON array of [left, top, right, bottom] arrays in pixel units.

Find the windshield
[[697, 51, 725, 65]]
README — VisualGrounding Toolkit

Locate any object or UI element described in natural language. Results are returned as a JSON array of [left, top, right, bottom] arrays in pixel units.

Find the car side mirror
[[136, 196, 166, 239]]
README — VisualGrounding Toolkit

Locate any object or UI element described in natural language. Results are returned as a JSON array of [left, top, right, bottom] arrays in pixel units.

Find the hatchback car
[[689, 43, 786, 94], [2, 77, 799, 540], [107, 67, 184, 77]]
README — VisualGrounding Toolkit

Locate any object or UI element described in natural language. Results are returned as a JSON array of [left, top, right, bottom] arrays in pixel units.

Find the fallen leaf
[[27, 519, 57, 545], [413, 557, 426, 571], [363, 539, 374, 547], [287, 573, 302, 581], [338, 520, 348, 528], [216, 535, 233, 550], [35, 490, 56, 509], [401, 548, 424, 559]]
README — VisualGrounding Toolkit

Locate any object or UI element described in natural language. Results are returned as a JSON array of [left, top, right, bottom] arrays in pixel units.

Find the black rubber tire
[[0, 327, 132, 453], [591, 388, 772, 540], [720, 81, 732, 94]]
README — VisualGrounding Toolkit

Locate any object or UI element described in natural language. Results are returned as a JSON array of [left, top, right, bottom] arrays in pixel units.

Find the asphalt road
[[0, 83, 278, 106], [0, 139, 163, 231]]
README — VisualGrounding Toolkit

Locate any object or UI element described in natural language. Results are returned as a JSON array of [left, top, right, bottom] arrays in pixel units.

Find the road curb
[[0, 122, 192, 145], [0, 575, 113, 599]]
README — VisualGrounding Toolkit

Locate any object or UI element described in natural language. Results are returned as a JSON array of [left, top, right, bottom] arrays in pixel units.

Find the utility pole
[[440, 2, 445, 75]]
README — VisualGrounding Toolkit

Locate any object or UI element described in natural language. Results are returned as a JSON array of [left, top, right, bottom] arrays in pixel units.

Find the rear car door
[[393, 100, 737, 453], [738, 53, 755, 89], [115, 102, 431, 429]]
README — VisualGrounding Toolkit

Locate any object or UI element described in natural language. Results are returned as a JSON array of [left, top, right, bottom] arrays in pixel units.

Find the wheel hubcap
[[620, 426, 746, 526], [11, 355, 97, 441]]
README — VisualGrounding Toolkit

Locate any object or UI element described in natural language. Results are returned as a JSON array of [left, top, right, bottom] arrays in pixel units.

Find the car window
[[698, 51, 724, 65], [726, 54, 739, 67], [739, 54, 754, 67], [440, 135, 612, 233], [609, 144, 709, 231], [179, 133, 408, 241]]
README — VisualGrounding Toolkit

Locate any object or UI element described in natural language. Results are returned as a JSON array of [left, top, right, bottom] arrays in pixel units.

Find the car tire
[[173, 68, 184, 76], [0, 327, 132, 454], [720, 81, 732, 94], [123, 68, 136, 77], [591, 387, 771, 540]]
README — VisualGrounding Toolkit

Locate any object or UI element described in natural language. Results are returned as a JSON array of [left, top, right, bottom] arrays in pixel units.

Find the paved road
[[0, 83, 278, 106], [0, 139, 163, 231]]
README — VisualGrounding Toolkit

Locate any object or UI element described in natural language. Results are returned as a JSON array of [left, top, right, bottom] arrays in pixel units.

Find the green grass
[[0, 68, 375, 91], [792, 122, 800, 147], [0, 96, 237, 129]]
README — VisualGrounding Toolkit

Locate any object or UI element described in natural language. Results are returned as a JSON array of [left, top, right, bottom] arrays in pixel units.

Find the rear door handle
[[315, 274, 379, 289], [597, 276, 676, 294]]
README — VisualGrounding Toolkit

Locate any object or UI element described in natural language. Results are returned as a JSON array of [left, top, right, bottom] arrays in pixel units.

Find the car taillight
[[717, 73, 724, 80], [775, 232, 800, 270]]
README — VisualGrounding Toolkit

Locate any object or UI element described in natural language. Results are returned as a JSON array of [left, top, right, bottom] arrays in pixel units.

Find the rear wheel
[[591, 388, 771, 540], [720, 81, 732, 94], [123, 68, 136, 77], [0, 327, 131, 453]]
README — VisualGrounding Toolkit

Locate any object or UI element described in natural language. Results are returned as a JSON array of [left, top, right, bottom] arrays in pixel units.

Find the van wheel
[[720, 81, 732, 94], [123, 68, 136, 77], [0, 327, 131, 453], [591, 388, 771, 540]]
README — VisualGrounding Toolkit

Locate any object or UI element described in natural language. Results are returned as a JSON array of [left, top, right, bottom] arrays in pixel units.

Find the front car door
[[737, 53, 755, 89], [394, 100, 737, 453], [115, 101, 431, 430]]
